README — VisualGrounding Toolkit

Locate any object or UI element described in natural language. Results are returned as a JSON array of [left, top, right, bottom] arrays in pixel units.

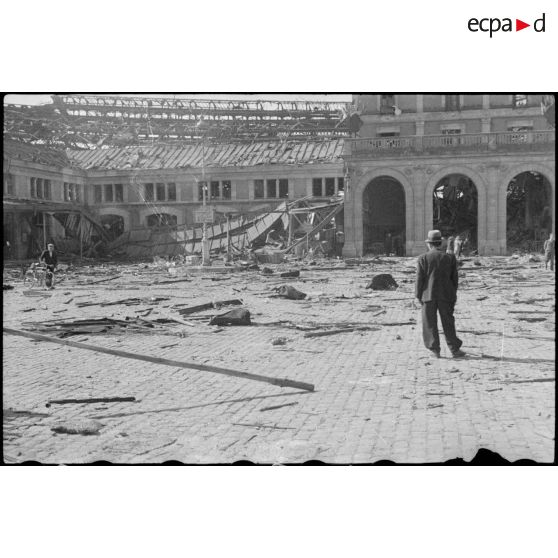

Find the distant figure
[[335, 229, 345, 258], [543, 233, 555, 271], [446, 235, 455, 255], [39, 243, 58, 274], [393, 233, 404, 256], [454, 235, 463, 259], [384, 232, 392, 256], [416, 230, 465, 359], [39, 243, 58, 289]]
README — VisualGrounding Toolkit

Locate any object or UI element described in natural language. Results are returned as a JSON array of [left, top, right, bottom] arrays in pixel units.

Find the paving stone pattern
[[3, 257, 555, 463]]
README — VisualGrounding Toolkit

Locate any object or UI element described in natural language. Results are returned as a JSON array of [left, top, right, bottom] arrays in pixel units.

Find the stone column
[[342, 170, 361, 257], [412, 171, 428, 256], [481, 117, 491, 133], [482, 95, 490, 110], [416, 121, 425, 136], [480, 167, 500, 255], [416, 94, 424, 113]]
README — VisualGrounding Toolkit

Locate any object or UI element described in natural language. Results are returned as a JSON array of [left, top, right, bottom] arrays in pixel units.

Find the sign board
[[194, 208, 215, 224]]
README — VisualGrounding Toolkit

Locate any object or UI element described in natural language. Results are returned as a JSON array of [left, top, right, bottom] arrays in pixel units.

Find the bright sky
[[4, 94, 352, 106]]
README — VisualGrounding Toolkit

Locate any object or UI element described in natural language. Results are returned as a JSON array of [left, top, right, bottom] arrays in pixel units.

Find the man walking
[[416, 230, 465, 358]]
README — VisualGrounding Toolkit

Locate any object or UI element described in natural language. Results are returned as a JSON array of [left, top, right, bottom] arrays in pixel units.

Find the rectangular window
[[380, 94, 395, 114], [30, 177, 36, 198], [105, 184, 114, 203], [94, 184, 103, 203], [266, 179, 277, 198], [44, 179, 51, 199], [278, 179, 289, 199], [325, 177, 336, 197], [144, 183, 154, 202], [512, 94, 528, 108], [64, 182, 71, 201], [254, 179, 264, 199], [198, 181, 207, 202], [337, 177, 345, 193], [36, 178, 44, 199], [156, 183, 166, 201], [167, 183, 176, 201], [114, 184, 123, 202], [312, 178, 323, 197], [210, 181, 220, 200], [222, 180, 231, 200], [445, 95, 460, 111], [4, 174, 15, 196]]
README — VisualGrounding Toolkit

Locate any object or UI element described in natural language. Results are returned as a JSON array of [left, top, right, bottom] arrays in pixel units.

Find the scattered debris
[[280, 270, 300, 278], [304, 326, 379, 338], [177, 299, 243, 316], [504, 378, 555, 384], [271, 337, 288, 346], [46, 396, 136, 407], [209, 308, 251, 326], [51, 420, 104, 435], [232, 422, 296, 430], [366, 274, 398, 290], [260, 401, 299, 412], [275, 285, 307, 300]]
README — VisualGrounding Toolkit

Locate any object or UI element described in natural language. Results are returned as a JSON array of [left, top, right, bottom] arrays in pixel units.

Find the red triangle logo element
[[516, 19, 530, 31]]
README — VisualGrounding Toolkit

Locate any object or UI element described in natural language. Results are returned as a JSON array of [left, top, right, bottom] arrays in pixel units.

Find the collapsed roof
[[4, 95, 353, 150]]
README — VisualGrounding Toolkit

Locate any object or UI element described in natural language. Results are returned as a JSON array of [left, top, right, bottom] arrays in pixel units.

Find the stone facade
[[342, 94, 555, 257]]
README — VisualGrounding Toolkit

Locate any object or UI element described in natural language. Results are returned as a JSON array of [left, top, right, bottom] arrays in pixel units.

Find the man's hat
[[425, 230, 442, 243]]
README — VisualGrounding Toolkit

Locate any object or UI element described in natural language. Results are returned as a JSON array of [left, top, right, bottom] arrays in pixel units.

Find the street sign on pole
[[194, 208, 215, 224]]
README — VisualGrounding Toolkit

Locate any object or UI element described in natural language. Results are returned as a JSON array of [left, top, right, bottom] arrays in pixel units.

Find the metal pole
[[43, 212, 47, 250], [226, 213, 231, 261], [201, 134, 210, 266]]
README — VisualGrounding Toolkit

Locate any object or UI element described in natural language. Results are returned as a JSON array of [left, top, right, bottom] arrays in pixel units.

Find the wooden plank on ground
[[4, 327, 314, 392]]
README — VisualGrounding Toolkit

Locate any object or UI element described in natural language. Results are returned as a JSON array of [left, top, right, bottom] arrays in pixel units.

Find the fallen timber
[[4, 327, 315, 392]]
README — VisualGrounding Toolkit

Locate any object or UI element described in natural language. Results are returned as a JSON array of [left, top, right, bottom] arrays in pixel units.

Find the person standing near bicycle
[[39, 243, 58, 288]]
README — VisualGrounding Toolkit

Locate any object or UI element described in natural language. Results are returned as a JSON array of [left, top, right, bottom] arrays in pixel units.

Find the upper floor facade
[[346, 94, 554, 159]]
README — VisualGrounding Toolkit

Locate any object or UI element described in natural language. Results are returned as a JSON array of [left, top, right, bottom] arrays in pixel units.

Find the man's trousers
[[421, 300, 462, 354]]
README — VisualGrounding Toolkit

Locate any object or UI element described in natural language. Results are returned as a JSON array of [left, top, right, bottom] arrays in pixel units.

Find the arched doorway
[[100, 214, 125, 241], [433, 174, 478, 251], [362, 176, 406, 255], [506, 171, 552, 253]]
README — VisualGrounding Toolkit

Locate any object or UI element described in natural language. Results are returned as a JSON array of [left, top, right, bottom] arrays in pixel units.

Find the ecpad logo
[[468, 13, 546, 37]]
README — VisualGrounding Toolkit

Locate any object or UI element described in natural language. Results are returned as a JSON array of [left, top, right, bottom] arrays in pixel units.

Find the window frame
[[512, 94, 528, 108], [444, 94, 461, 112], [254, 178, 289, 200], [254, 179, 265, 199], [379, 94, 396, 114], [4, 173, 15, 196], [63, 182, 81, 202], [311, 177, 345, 197]]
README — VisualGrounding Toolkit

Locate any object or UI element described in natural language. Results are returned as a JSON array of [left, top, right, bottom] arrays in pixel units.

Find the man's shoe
[[429, 350, 440, 358], [452, 350, 466, 359]]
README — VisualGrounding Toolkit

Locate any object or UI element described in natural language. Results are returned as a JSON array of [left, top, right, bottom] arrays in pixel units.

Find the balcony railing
[[346, 130, 555, 157]]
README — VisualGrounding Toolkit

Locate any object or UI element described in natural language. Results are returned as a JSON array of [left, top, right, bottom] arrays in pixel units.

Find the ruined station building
[[342, 94, 555, 256], [3, 94, 555, 260]]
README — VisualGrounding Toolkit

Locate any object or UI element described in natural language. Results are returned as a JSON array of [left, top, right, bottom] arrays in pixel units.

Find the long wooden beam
[[4, 327, 315, 392]]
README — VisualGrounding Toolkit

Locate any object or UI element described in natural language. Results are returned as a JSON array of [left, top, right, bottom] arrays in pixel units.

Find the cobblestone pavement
[[3, 256, 555, 463]]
